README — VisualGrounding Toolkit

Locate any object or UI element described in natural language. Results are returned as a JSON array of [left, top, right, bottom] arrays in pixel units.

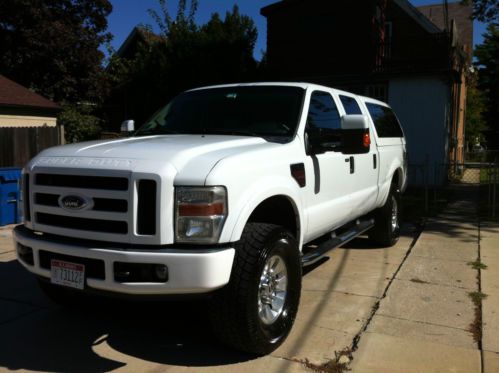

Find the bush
[[58, 104, 103, 143]]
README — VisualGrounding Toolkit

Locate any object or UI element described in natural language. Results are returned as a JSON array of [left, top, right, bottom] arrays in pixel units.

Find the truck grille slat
[[36, 174, 128, 191], [36, 212, 128, 234], [137, 180, 157, 235], [34, 193, 128, 213]]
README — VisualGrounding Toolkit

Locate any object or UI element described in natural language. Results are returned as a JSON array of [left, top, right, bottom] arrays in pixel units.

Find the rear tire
[[209, 223, 302, 355], [368, 185, 401, 247]]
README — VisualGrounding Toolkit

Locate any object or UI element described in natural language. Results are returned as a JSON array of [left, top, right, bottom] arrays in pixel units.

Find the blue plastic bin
[[0, 167, 22, 226]]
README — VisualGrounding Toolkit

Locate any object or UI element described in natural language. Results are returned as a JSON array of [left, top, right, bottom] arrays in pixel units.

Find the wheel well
[[247, 196, 299, 239], [392, 169, 402, 189]]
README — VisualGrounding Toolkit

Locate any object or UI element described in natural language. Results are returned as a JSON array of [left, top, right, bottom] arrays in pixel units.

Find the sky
[[106, 0, 488, 61]]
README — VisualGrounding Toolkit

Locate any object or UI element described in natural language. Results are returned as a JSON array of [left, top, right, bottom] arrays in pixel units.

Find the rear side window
[[365, 103, 403, 138], [340, 95, 362, 115], [307, 91, 341, 131]]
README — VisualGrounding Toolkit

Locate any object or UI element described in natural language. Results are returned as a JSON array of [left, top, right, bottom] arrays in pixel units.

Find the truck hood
[[30, 135, 276, 184]]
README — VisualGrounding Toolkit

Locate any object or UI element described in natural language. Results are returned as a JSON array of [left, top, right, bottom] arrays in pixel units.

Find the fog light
[[17, 243, 34, 265], [154, 264, 168, 282]]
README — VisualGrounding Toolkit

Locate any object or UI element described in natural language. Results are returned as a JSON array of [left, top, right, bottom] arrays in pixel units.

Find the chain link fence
[[405, 154, 499, 221]]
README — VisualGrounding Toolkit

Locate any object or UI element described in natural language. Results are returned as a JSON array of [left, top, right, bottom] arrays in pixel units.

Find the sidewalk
[[351, 185, 499, 372]]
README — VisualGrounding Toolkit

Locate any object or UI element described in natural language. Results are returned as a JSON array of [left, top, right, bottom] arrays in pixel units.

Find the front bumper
[[13, 225, 235, 295]]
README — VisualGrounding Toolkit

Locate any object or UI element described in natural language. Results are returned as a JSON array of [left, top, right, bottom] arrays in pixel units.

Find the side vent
[[24, 174, 31, 221], [290, 163, 306, 188], [137, 180, 157, 235]]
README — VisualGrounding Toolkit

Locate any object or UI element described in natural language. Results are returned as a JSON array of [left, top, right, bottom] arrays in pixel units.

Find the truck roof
[[188, 82, 389, 107]]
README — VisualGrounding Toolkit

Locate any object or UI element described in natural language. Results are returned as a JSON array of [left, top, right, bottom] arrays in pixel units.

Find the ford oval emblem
[[59, 195, 91, 211]]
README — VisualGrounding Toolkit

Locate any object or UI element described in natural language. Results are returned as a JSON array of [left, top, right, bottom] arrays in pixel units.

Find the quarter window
[[366, 103, 403, 138]]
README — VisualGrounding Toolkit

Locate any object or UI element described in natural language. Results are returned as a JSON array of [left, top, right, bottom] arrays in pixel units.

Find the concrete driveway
[[1, 201, 496, 373], [0, 223, 418, 372]]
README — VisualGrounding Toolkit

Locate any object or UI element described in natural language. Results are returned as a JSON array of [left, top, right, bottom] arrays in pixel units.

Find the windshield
[[134, 86, 305, 140]]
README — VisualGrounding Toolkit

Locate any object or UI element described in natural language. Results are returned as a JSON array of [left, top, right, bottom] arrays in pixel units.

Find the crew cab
[[14, 82, 407, 354]]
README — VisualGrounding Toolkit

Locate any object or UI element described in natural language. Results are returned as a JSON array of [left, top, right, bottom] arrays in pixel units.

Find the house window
[[366, 84, 388, 102]]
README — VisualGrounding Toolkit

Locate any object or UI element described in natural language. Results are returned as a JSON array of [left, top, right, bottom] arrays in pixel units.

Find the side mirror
[[341, 114, 369, 130], [340, 115, 371, 154], [120, 119, 135, 135]]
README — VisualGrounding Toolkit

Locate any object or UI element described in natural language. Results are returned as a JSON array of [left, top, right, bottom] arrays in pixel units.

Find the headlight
[[175, 186, 227, 244]]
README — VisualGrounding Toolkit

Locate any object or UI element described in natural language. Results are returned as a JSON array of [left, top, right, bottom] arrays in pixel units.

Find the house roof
[[417, 2, 473, 53], [116, 26, 164, 59], [392, 0, 442, 33], [0, 75, 59, 111]]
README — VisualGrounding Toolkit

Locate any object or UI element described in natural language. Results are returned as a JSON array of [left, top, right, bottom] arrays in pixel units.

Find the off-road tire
[[368, 185, 401, 247], [209, 223, 302, 355]]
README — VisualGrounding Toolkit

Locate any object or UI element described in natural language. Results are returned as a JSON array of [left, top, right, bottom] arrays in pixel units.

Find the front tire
[[209, 223, 302, 355], [368, 186, 401, 247]]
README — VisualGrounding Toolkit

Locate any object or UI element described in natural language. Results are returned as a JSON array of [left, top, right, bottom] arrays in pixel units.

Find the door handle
[[373, 154, 377, 169], [350, 156, 354, 174]]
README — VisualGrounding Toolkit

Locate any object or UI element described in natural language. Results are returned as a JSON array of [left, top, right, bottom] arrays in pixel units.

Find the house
[[261, 0, 473, 184], [0, 75, 62, 167], [103, 26, 165, 131]]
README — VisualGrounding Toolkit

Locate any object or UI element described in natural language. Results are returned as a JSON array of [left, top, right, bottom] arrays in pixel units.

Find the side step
[[301, 219, 375, 266]]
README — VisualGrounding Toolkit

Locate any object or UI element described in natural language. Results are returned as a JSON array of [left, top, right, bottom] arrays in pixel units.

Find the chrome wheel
[[258, 255, 288, 325], [391, 196, 399, 232]]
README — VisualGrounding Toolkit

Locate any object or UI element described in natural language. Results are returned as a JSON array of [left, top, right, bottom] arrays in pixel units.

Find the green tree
[[474, 23, 499, 146], [0, 0, 112, 103], [105, 1, 258, 129], [0, 0, 113, 142], [461, 0, 498, 22], [465, 82, 487, 148], [58, 104, 103, 143]]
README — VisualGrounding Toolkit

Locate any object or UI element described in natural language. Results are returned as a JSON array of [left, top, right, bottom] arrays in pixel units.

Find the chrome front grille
[[30, 170, 132, 243]]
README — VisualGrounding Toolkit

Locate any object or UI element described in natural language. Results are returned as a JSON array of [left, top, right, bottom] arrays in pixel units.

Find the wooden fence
[[0, 127, 61, 168]]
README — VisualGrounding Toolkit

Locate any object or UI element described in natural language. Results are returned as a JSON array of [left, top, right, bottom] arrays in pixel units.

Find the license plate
[[50, 259, 85, 290]]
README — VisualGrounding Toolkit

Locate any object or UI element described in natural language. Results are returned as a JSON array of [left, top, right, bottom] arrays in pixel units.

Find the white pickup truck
[[14, 82, 407, 354]]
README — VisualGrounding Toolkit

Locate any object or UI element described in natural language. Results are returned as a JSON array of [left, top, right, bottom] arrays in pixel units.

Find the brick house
[[261, 0, 473, 180]]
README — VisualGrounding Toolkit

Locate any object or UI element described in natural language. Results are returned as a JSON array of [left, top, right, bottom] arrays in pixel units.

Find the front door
[[303, 90, 354, 241]]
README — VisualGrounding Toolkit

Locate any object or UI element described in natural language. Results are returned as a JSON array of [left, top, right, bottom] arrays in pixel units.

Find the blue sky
[[107, 0, 487, 60]]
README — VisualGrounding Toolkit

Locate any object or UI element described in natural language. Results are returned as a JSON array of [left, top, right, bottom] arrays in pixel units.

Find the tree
[[104, 1, 258, 129], [0, 0, 112, 104], [474, 23, 499, 146], [461, 0, 498, 22], [465, 82, 487, 148]]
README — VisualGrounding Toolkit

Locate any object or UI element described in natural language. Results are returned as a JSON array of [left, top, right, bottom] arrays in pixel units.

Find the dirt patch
[[468, 291, 488, 344], [298, 348, 352, 373], [410, 278, 430, 284], [467, 260, 488, 270]]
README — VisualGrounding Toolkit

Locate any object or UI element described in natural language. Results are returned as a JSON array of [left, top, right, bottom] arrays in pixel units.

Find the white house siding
[[0, 114, 57, 128], [388, 76, 450, 186]]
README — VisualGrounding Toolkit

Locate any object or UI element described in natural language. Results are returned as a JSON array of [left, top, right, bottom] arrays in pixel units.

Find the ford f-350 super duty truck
[[14, 82, 407, 354]]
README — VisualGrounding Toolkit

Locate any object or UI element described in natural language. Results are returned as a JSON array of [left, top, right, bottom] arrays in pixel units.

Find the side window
[[366, 103, 403, 138], [339, 95, 362, 115], [306, 91, 341, 131]]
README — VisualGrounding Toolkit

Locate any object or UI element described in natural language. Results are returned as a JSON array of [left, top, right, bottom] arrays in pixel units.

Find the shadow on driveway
[[0, 259, 256, 372]]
